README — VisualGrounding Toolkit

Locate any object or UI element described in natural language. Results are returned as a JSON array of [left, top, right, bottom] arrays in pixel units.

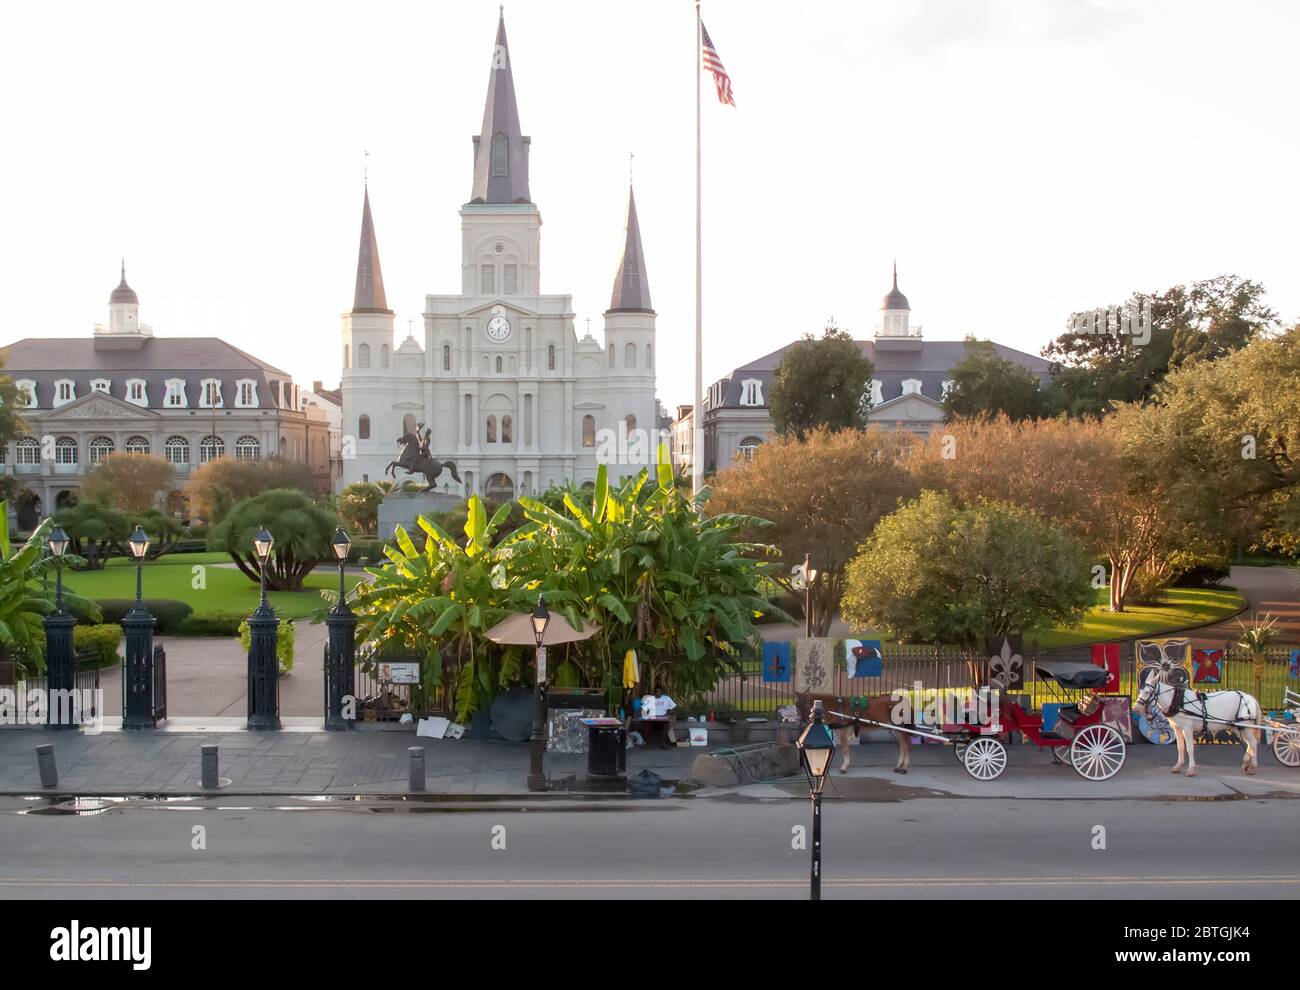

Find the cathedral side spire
[[353, 186, 391, 314], [606, 184, 653, 313], [469, 10, 531, 205]]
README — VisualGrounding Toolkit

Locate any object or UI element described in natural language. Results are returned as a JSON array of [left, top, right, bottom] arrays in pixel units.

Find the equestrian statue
[[385, 424, 462, 493]]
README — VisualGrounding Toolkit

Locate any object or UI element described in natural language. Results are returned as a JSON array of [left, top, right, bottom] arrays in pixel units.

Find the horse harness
[[1153, 683, 1251, 737]]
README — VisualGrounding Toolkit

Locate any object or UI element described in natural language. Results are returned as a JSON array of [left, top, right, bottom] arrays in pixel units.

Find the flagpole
[[693, 0, 704, 498]]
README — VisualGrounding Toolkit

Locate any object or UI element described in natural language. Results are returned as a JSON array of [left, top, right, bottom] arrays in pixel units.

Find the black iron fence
[[0, 652, 103, 728], [350, 647, 450, 722], [695, 640, 1296, 720]]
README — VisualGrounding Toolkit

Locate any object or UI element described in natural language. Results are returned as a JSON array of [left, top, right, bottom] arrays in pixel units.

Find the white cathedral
[[341, 13, 658, 501]]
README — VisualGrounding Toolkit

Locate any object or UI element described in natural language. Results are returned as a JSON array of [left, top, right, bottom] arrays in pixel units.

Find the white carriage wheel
[[1070, 724, 1126, 781], [1272, 728, 1300, 768], [1051, 746, 1071, 766], [963, 737, 1007, 781], [953, 741, 968, 763]]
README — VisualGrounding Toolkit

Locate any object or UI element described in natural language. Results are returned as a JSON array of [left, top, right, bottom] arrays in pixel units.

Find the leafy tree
[[337, 480, 416, 536], [841, 491, 1093, 662], [769, 321, 874, 439], [133, 508, 185, 560], [53, 501, 131, 570], [208, 488, 337, 591], [186, 457, 322, 525], [0, 508, 102, 673], [706, 426, 920, 634], [944, 337, 1045, 421], [0, 362, 30, 453], [82, 453, 175, 513]]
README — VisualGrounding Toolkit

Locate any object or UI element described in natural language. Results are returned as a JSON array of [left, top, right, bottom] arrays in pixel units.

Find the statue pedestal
[[378, 493, 465, 541]]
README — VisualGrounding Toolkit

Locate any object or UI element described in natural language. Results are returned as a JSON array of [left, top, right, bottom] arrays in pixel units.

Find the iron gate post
[[324, 604, 356, 731], [43, 611, 76, 730], [121, 607, 157, 730], [246, 601, 281, 731]]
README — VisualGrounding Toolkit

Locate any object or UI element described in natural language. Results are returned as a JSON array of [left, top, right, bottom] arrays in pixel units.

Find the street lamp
[[122, 525, 160, 729], [128, 525, 150, 601], [527, 595, 551, 792], [802, 553, 819, 637], [796, 699, 836, 901], [246, 525, 281, 730], [43, 526, 75, 729], [325, 526, 355, 731]]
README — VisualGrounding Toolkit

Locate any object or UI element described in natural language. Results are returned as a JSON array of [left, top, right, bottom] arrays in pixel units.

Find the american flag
[[701, 22, 735, 107]]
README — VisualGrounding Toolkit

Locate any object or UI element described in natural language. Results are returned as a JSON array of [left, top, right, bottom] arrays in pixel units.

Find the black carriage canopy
[[1032, 660, 1110, 690]]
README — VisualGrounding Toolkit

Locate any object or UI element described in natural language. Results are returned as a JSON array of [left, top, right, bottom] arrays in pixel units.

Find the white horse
[[1135, 676, 1262, 777]]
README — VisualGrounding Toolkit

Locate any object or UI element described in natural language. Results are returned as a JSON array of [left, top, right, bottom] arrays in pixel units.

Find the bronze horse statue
[[796, 691, 913, 774], [385, 426, 462, 493]]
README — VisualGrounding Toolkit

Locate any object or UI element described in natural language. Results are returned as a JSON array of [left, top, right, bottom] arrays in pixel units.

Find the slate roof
[[0, 336, 298, 411], [706, 338, 1053, 411]]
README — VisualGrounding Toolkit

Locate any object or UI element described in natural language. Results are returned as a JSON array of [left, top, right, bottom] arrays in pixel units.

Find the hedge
[[92, 599, 194, 633], [175, 612, 245, 637], [74, 625, 124, 667]]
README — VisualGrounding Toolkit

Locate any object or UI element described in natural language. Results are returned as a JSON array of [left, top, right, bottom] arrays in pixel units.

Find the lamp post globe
[[796, 700, 837, 900]]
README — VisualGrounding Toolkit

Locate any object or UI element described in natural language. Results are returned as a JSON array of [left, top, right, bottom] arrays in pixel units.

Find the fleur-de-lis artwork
[[986, 636, 1024, 690], [1136, 638, 1191, 690], [795, 638, 833, 694]]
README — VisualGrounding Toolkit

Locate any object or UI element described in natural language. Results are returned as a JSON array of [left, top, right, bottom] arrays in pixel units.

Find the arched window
[[235, 436, 260, 461], [495, 355, 503, 373], [491, 134, 508, 176], [358, 415, 371, 440], [582, 415, 596, 448], [165, 436, 190, 465], [548, 345, 556, 371], [358, 343, 371, 369], [15, 437, 39, 465], [609, 347, 616, 368], [443, 344, 451, 371], [125, 435, 150, 455], [625, 343, 637, 368], [646, 344, 653, 368], [381, 344, 390, 369], [200, 435, 225, 463], [737, 436, 763, 461], [486, 415, 497, 443], [502, 415, 513, 443], [55, 437, 77, 465], [88, 436, 114, 466]]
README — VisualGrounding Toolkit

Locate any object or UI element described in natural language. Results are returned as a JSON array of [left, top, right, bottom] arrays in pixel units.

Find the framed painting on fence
[[1290, 648, 1299, 680], [845, 639, 883, 678], [1193, 647, 1225, 684], [1091, 643, 1121, 692], [985, 636, 1024, 690], [1136, 638, 1191, 687], [761, 641, 792, 683], [795, 638, 834, 695]]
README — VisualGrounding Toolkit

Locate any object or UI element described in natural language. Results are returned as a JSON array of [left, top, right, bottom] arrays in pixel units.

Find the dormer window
[[941, 380, 956, 399], [236, 379, 258, 408], [91, 378, 111, 395], [739, 378, 764, 407], [53, 379, 76, 407], [870, 379, 884, 406], [199, 378, 223, 408], [164, 379, 188, 408], [14, 380, 36, 408], [491, 134, 508, 176], [901, 378, 923, 396], [126, 379, 148, 406]]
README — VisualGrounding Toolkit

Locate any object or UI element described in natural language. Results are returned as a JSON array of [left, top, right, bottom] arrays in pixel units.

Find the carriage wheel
[[1051, 746, 1071, 766], [1272, 728, 1300, 768], [952, 741, 967, 763], [963, 737, 1007, 781], [1070, 724, 1126, 781]]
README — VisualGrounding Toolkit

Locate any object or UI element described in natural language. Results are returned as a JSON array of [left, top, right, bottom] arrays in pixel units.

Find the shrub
[[93, 598, 194, 633], [239, 617, 295, 674], [175, 612, 245, 637], [348, 538, 387, 565], [73, 624, 124, 667]]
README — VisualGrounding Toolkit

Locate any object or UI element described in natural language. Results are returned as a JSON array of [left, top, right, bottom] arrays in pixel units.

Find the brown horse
[[796, 692, 913, 774]]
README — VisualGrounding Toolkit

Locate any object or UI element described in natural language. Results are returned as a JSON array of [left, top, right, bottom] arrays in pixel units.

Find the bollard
[[201, 745, 219, 789], [36, 744, 58, 788], [408, 746, 426, 792]]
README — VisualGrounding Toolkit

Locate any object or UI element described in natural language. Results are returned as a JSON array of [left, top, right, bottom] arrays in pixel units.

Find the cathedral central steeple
[[607, 184, 653, 314], [469, 10, 532, 205], [352, 186, 391, 314]]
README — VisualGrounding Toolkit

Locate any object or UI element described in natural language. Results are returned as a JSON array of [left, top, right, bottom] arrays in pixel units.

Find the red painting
[[1193, 648, 1224, 684], [1091, 643, 1121, 692]]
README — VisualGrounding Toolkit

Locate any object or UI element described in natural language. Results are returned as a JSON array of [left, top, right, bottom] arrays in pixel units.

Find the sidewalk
[[0, 727, 703, 796]]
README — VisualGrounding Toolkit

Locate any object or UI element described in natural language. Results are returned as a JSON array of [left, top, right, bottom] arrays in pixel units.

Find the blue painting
[[1290, 649, 1299, 680], [846, 639, 883, 678], [762, 641, 792, 683]]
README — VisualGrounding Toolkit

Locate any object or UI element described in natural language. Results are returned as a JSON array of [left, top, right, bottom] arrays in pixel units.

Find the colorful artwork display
[[845, 639, 883, 678], [761, 641, 792, 683], [1290, 649, 1299, 680], [1136, 638, 1192, 687], [1192, 647, 1225, 684], [795, 638, 834, 694]]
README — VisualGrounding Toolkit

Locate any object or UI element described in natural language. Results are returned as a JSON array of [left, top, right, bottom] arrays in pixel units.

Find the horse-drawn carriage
[[1267, 689, 1300, 768]]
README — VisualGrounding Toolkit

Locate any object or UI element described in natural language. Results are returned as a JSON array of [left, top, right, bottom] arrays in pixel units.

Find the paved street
[[0, 793, 1295, 899]]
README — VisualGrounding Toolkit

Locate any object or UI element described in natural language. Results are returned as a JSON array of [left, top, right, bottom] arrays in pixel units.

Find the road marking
[[1, 875, 1297, 890]]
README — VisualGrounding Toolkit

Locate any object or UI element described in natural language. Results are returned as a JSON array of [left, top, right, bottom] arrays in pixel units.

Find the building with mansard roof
[[0, 264, 334, 522], [675, 265, 1053, 477], [340, 12, 658, 499]]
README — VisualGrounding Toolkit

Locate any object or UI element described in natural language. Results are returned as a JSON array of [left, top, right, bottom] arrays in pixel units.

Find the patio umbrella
[[483, 609, 600, 646]]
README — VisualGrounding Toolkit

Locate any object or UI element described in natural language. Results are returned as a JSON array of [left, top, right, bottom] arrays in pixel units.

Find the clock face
[[486, 316, 512, 342]]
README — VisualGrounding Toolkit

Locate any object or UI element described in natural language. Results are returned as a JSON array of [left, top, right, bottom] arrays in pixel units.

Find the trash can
[[586, 724, 627, 780]]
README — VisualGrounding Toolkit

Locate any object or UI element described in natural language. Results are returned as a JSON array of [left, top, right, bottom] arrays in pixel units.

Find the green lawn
[[1024, 586, 1246, 649], [64, 554, 365, 619]]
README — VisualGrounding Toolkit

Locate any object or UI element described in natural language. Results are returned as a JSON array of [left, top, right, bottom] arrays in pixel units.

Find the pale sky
[[2, 0, 1296, 410]]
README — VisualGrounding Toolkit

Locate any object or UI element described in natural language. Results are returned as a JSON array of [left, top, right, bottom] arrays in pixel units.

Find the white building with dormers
[[340, 12, 658, 500], [0, 264, 333, 524]]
